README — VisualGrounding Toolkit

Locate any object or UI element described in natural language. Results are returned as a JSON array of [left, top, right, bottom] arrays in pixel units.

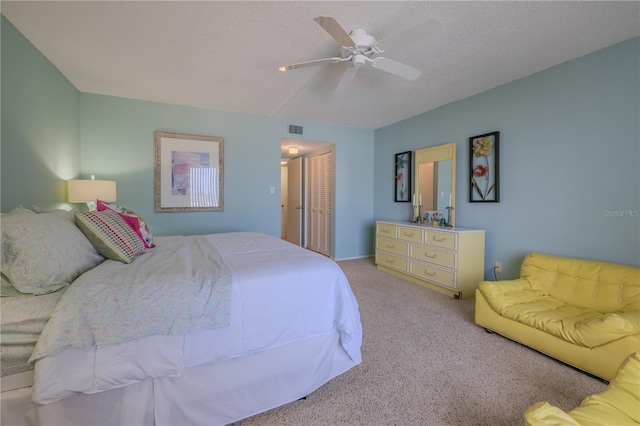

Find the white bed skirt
[[1, 331, 356, 426]]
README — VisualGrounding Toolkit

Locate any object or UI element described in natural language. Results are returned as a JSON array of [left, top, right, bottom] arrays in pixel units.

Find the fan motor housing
[[349, 29, 376, 50]]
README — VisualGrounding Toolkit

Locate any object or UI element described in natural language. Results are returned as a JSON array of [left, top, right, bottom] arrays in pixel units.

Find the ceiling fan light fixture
[[353, 54, 366, 69]]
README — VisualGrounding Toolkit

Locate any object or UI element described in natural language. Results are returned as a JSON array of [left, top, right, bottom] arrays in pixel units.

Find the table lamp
[[68, 175, 117, 210]]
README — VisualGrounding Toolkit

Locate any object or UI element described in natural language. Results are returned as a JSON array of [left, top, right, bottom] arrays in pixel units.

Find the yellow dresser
[[375, 221, 485, 299]]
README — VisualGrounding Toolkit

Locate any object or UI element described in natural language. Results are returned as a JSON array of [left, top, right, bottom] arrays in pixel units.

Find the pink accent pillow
[[74, 210, 145, 263], [97, 200, 155, 248]]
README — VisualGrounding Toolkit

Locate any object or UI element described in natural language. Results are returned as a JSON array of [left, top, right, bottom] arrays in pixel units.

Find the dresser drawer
[[376, 250, 408, 272], [397, 226, 423, 243], [410, 261, 456, 288], [410, 245, 457, 269], [425, 230, 457, 250], [377, 237, 409, 256], [376, 223, 397, 238]]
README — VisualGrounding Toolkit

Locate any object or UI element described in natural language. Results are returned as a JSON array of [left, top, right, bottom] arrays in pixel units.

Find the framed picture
[[154, 131, 224, 212], [469, 131, 499, 202], [395, 151, 412, 202]]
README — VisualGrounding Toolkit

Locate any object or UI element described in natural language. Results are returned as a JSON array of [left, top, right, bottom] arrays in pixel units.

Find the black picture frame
[[469, 131, 500, 203], [394, 151, 412, 202]]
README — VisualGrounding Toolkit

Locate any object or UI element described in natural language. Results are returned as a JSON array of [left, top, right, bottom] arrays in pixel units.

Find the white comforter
[[31, 234, 233, 362], [32, 232, 362, 405]]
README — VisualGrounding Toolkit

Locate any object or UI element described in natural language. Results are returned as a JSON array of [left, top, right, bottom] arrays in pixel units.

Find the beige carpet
[[235, 257, 605, 425]]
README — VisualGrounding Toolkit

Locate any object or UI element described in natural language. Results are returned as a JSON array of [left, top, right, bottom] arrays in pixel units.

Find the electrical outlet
[[495, 261, 503, 273]]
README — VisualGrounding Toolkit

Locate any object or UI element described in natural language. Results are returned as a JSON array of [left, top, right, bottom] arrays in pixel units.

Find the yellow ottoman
[[524, 351, 640, 425]]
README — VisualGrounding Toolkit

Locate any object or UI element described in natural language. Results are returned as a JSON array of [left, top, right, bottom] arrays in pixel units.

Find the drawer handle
[[404, 231, 415, 237], [432, 236, 446, 243], [386, 258, 395, 264], [386, 243, 396, 249], [424, 252, 437, 259], [424, 270, 437, 277], [382, 228, 391, 233]]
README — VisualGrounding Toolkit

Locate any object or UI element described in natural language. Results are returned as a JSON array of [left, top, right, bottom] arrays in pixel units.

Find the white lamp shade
[[68, 180, 117, 203]]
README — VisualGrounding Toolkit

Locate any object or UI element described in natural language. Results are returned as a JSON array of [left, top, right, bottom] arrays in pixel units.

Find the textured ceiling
[[3, 1, 639, 135]]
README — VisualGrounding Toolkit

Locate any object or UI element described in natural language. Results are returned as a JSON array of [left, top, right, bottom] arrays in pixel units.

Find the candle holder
[[410, 204, 423, 223], [446, 206, 454, 227], [417, 205, 423, 224]]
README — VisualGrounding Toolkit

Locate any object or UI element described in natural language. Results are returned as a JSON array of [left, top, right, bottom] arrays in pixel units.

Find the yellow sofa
[[475, 252, 640, 381], [524, 351, 640, 425]]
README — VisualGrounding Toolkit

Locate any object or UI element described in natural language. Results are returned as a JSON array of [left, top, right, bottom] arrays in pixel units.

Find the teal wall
[[1, 15, 374, 259], [374, 37, 640, 274], [79, 95, 374, 259], [1, 16, 81, 211]]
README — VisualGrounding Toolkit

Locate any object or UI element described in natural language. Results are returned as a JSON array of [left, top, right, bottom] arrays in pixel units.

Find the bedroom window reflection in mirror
[[414, 142, 456, 226], [154, 131, 224, 212]]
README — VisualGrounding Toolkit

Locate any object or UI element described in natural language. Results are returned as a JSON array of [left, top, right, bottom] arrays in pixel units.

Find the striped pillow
[[74, 210, 145, 264]]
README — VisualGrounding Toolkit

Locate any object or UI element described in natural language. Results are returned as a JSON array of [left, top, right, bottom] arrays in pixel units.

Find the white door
[[306, 151, 332, 257], [286, 157, 303, 246], [280, 165, 288, 240]]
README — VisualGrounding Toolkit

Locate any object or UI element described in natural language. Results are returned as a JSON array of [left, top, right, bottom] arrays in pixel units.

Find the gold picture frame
[[154, 131, 224, 212]]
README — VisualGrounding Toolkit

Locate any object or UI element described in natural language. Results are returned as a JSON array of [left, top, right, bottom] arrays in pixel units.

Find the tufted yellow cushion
[[520, 253, 640, 314], [479, 280, 640, 348]]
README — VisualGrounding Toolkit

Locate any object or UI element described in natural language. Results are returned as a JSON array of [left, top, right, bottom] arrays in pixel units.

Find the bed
[[0, 206, 362, 425]]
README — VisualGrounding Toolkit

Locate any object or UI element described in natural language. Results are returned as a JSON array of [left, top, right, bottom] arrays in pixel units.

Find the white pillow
[[1, 210, 104, 295], [1, 205, 36, 217], [1, 274, 24, 297]]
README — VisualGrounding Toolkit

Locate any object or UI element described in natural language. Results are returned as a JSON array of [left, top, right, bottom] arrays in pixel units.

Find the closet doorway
[[280, 139, 334, 257], [305, 151, 332, 257]]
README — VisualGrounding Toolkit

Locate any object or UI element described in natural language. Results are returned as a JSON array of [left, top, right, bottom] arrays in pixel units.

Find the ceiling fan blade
[[375, 19, 444, 52], [314, 16, 355, 47], [334, 66, 359, 94], [279, 57, 344, 72], [372, 57, 422, 80]]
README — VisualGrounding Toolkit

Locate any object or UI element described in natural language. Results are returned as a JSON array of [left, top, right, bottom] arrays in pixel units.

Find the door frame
[[280, 139, 336, 256]]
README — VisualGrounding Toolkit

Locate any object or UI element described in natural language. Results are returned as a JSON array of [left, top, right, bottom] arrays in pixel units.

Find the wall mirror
[[414, 142, 456, 226]]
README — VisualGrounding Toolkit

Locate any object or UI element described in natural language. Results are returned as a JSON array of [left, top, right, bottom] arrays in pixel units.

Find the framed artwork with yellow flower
[[469, 131, 500, 202]]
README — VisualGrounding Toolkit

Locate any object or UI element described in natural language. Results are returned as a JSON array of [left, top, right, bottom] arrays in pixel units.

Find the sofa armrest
[[524, 401, 581, 426], [479, 278, 536, 293], [619, 303, 640, 331], [478, 279, 548, 314], [572, 310, 640, 348]]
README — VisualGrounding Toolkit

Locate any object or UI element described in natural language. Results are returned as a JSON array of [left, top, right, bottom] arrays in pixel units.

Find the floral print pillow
[[1, 210, 104, 295]]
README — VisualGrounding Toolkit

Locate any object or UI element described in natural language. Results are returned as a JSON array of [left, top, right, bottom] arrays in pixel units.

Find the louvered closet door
[[306, 151, 332, 257]]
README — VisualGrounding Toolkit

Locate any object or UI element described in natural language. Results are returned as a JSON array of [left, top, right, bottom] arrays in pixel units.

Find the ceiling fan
[[279, 16, 444, 92]]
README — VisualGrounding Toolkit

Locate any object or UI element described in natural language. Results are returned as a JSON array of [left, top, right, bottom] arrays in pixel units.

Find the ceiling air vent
[[288, 124, 303, 135]]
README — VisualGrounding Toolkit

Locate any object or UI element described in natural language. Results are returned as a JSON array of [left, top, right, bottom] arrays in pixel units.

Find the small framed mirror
[[414, 142, 456, 226]]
